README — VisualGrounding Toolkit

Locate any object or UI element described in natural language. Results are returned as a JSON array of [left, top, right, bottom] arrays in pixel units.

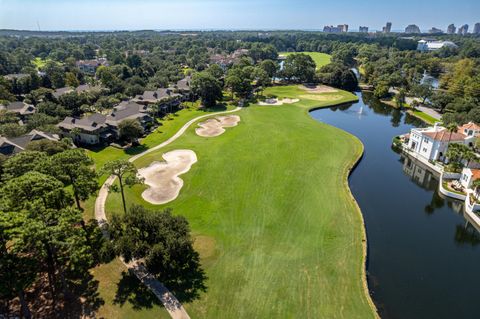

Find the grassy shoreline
[[101, 85, 377, 318]]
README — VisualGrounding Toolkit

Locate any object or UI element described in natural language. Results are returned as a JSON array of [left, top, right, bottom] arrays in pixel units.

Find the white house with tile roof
[[407, 123, 476, 162]]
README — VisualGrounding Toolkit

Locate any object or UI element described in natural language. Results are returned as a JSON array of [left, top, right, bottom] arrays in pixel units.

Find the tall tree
[[191, 71, 223, 107], [101, 160, 143, 214], [118, 119, 144, 144], [49, 149, 98, 210], [110, 205, 207, 301]]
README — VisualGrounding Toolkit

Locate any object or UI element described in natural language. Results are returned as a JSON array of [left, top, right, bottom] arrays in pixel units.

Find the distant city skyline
[[0, 0, 479, 32]]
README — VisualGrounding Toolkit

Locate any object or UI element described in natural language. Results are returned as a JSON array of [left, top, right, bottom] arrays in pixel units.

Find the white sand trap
[[138, 149, 197, 205], [195, 115, 240, 137], [258, 98, 300, 106], [299, 85, 338, 93]]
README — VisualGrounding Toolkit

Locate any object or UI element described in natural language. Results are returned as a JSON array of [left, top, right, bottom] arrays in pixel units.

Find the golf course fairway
[[102, 85, 377, 318]]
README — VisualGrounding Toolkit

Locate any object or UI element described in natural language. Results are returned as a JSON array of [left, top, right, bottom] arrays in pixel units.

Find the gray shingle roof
[[0, 130, 59, 156], [0, 101, 36, 115], [106, 101, 152, 126], [58, 113, 107, 132], [133, 88, 182, 104]]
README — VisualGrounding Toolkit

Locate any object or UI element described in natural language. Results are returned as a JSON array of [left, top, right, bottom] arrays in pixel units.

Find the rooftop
[[0, 101, 36, 115]]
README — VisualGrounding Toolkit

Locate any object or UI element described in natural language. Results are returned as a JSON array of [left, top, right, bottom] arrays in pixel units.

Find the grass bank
[[102, 85, 376, 318]]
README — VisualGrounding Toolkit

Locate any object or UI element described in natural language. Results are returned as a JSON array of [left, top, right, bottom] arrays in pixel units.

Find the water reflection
[[455, 222, 480, 246], [311, 92, 480, 319]]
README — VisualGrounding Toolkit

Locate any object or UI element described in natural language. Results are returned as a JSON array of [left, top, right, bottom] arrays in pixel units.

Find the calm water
[[310, 92, 480, 319]]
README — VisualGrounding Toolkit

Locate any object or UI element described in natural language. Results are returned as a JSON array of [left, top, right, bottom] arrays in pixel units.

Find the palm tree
[[463, 149, 476, 168], [446, 122, 458, 143]]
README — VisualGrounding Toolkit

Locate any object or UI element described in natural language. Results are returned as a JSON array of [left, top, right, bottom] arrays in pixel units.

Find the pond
[[310, 92, 480, 319]]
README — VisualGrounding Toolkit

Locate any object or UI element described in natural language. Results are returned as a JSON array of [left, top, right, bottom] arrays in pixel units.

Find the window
[[423, 137, 429, 144], [422, 147, 428, 152]]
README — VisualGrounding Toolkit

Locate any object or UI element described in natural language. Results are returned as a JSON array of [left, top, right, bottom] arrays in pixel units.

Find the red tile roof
[[458, 122, 480, 132], [423, 129, 466, 142], [471, 169, 480, 181]]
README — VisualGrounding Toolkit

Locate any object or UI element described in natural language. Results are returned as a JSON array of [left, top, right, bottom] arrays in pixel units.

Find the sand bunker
[[138, 149, 197, 205], [299, 85, 338, 93], [258, 98, 300, 106], [195, 115, 240, 137]]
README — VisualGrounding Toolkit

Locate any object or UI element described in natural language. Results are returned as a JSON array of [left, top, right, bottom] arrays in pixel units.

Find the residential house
[[106, 101, 154, 135], [458, 122, 480, 137], [460, 168, 480, 189], [0, 101, 36, 122], [53, 84, 104, 99], [132, 88, 182, 113], [57, 113, 108, 145], [53, 87, 74, 99], [407, 123, 476, 162], [76, 58, 109, 74], [58, 101, 154, 145], [0, 130, 60, 156], [209, 48, 249, 70], [172, 76, 194, 101]]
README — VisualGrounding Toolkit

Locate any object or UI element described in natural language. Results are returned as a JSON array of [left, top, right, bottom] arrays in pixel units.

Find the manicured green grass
[[103, 85, 375, 318], [86, 104, 233, 171], [83, 104, 234, 221], [408, 109, 438, 125], [279, 51, 332, 69]]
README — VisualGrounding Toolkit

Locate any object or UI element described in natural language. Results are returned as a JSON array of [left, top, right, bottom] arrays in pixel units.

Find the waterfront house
[[458, 122, 480, 137], [407, 123, 475, 162], [460, 167, 480, 189], [0, 130, 60, 156]]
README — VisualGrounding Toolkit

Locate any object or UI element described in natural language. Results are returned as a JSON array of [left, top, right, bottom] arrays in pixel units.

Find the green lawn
[[279, 51, 332, 69], [408, 109, 438, 125], [102, 85, 376, 318], [83, 103, 234, 220]]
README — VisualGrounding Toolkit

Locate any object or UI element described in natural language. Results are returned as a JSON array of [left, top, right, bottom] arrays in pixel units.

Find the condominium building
[[447, 24, 456, 34], [405, 24, 421, 34]]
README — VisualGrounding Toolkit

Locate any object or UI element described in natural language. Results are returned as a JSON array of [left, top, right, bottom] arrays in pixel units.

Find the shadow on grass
[[125, 144, 149, 155], [113, 260, 207, 310], [114, 271, 162, 310]]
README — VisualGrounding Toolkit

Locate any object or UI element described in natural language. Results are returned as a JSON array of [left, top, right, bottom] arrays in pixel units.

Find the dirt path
[[95, 107, 241, 319]]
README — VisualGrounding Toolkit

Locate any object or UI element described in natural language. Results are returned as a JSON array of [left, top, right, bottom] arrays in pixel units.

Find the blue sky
[[0, 0, 478, 31]]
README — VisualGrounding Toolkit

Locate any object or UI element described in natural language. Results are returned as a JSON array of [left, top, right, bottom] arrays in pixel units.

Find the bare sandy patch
[[298, 94, 343, 101], [195, 115, 240, 137], [194, 235, 216, 260], [138, 149, 197, 205], [299, 85, 338, 93], [258, 98, 300, 106]]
